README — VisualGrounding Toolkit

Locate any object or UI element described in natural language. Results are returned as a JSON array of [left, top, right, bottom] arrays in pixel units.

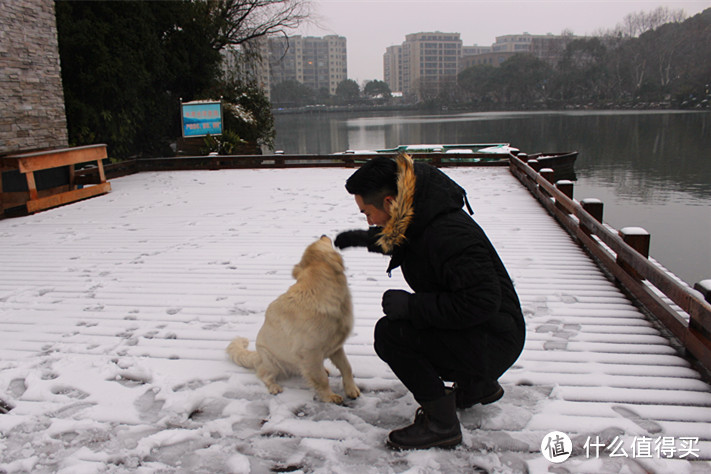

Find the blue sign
[[181, 101, 222, 137]]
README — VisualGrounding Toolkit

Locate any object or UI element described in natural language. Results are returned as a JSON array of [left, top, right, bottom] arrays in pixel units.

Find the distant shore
[[272, 101, 709, 115]]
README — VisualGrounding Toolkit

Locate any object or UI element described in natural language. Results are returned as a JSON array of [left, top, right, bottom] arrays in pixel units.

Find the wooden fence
[[509, 153, 711, 372]]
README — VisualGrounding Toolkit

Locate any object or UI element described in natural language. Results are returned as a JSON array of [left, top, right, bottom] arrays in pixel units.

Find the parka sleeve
[[407, 229, 503, 329], [366, 226, 390, 254]]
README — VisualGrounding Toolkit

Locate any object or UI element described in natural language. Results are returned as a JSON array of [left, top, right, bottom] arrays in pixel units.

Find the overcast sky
[[295, 0, 709, 83]]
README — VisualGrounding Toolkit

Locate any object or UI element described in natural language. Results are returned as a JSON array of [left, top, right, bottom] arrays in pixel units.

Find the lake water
[[274, 110, 711, 287]]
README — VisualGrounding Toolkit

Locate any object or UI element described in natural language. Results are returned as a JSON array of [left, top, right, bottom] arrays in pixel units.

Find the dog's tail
[[226, 337, 260, 369]]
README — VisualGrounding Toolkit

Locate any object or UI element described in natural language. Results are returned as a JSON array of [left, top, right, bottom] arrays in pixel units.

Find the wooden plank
[[96, 157, 107, 183], [25, 182, 111, 214], [9, 145, 107, 173], [1, 186, 72, 209], [25, 171, 38, 201]]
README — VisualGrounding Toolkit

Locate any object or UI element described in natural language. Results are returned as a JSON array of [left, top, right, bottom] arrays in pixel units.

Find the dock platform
[[0, 166, 709, 473]]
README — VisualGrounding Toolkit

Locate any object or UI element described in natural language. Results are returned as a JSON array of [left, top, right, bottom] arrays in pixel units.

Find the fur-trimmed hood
[[376, 153, 472, 254]]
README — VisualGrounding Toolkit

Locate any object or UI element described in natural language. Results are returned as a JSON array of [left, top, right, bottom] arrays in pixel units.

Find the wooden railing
[[509, 153, 711, 371], [74, 151, 511, 183]]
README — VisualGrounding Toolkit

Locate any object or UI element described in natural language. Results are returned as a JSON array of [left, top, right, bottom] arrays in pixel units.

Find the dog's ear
[[292, 262, 303, 279], [324, 249, 345, 274], [293, 241, 318, 279]]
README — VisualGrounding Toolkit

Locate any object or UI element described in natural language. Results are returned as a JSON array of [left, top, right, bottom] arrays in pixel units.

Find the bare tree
[[616, 7, 686, 38], [208, 0, 312, 49]]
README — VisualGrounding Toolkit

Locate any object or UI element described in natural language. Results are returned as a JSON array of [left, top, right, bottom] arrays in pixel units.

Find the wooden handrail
[[1, 144, 110, 215], [509, 154, 711, 369], [2, 144, 108, 173]]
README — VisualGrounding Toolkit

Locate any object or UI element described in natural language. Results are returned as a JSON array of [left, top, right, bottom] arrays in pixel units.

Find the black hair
[[345, 156, 398, 209]]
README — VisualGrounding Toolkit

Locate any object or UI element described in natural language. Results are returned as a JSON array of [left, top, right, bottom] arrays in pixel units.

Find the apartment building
[[383, 45, 403, 93], [462, 45, 492, 57], [384, 32, 575, 93], [221, 39, 271, 99], [491, 33, 575, 65], [384, 32, 462, 97], [268, 35, 347, 96], [460, 51, 516, 69]]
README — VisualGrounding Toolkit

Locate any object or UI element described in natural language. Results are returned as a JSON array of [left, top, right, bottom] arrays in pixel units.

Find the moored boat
[[335, 144, 577, 179]]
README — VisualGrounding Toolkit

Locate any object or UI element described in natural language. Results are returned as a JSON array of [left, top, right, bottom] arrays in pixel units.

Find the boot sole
[[456, 385, 504, 409], [386, 434, 462, 450], [479, 386, 504, 405]]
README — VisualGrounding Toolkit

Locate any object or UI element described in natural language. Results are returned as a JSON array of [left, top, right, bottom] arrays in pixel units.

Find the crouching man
[[335, 153, 525, 450]]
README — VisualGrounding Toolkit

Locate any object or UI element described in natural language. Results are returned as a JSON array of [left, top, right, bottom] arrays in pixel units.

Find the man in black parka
[[335, 153, 525, 450]]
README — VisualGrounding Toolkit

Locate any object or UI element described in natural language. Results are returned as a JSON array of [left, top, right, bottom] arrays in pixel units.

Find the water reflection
[[274, 110, 711, 284], [276, 110, 711, 200]]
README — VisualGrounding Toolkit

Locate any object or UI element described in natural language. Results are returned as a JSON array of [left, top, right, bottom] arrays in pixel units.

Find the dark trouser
[[373, 316, 523, 403]]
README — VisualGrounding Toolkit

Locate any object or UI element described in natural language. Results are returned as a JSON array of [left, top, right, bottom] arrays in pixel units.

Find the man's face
[[355, 194, 392, 227]]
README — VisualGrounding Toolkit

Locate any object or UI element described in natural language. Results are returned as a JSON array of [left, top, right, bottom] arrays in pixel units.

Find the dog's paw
[[345, 385, 361, 399], [320, 392, 344, 404], [267, 384, 283, 395]]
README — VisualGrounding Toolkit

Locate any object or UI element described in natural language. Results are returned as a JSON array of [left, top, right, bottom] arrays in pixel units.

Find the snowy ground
[[0, 167, 710, 473]]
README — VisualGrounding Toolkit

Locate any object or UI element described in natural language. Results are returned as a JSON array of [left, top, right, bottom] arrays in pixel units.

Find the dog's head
[[292, 235, 345, 280]]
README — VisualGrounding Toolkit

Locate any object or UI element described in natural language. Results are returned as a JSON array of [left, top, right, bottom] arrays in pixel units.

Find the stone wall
[[0, 0, 68, 154]]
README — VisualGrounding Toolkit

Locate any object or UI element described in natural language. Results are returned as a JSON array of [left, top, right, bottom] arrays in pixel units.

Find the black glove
[[335, 230, 370, 249], [382, 289, 411, 320]]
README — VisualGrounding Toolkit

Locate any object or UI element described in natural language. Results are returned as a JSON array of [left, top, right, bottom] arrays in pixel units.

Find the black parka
[[367, 154, 525, 373]]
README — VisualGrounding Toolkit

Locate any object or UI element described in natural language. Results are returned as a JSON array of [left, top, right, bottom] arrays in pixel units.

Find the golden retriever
[[226, 236, 360, 403]]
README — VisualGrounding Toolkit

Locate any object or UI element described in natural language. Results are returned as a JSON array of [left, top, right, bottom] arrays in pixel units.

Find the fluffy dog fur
[[226, 236, 360, 403]]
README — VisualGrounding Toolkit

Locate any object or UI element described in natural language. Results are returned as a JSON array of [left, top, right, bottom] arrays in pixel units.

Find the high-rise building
[[383, 32, 462, 98], [385, 31, 577, 95], [268, 35, 347, 96], [462, 45, 492, 57], [221, 39, 271, 99], [383, 45, 402, 93], [490, 33, 575, 65]]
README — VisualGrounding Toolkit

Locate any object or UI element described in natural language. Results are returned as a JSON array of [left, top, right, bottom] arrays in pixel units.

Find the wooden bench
[[0, 144, 111, 216]]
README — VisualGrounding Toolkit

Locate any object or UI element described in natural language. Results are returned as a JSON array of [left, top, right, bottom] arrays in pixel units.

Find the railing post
[[344, 155, 355, 168], [523, 159, 540, 189], [539, 168, 554, 183], [692, 280, 711, 341], [618, 227, 650, 280], [581, 198, 604, 235], [694, 280, 711, 304], [555, 180, 573, 213], [537, 168, 554, 198]]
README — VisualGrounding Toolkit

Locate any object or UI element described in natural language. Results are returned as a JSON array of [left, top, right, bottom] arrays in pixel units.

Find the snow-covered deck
[[1, 167, 709, 473]]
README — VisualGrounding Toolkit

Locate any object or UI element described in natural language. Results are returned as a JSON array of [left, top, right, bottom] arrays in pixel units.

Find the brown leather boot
[[387, 391, 462, 450], [456, 380, 504, 409]]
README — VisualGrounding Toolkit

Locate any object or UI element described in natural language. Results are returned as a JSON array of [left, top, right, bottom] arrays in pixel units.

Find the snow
[[1, 167, 710, 473], [619, 227, 650, 236]]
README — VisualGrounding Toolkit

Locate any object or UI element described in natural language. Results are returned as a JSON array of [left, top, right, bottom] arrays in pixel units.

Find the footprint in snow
[[52, 386, 90, 399], [134, 389, 165, 421], [8, 378, 27, 398], [612, 405, 663, 434]]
